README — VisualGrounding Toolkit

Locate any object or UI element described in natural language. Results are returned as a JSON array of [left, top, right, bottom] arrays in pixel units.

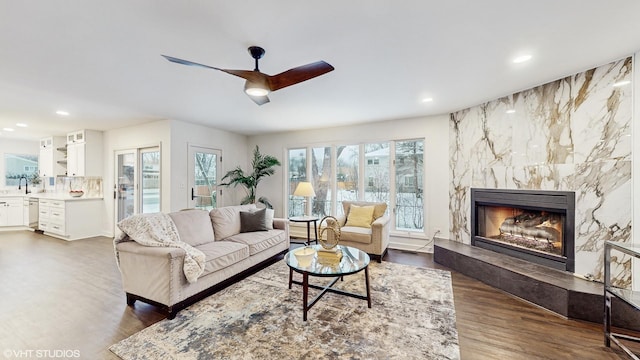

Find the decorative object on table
[[316, 247, 342, 265], [109, 261, 460, 360], [220, 146, 281, 209], [293, 182, 315, 216], [318, 216, 341, 249], [293, 246, 316, 267], [69, 190, 84, 197]]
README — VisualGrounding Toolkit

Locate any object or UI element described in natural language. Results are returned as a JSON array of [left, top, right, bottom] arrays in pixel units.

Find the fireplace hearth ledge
[[434, 238, 640, 331]]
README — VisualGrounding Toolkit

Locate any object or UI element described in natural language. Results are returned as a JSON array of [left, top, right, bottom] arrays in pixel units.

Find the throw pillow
[[240, 208, 269, 233], [344, 205, 375, 228]]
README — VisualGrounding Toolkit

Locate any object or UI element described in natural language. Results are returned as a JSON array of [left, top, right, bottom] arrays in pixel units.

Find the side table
[[289, 216, 319, 245]]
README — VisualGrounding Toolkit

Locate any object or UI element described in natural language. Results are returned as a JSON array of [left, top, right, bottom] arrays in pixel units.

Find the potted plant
[[220, 146, 281, 209], [29, 172, 42, 193]]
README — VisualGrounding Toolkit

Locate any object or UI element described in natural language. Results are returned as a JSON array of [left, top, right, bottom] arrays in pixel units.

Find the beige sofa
[[327, 201, 390, 262], [115, 204, 289, 319]]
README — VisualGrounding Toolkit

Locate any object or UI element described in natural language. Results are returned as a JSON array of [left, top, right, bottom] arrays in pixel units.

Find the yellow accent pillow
[[344, 205, 375, 228]]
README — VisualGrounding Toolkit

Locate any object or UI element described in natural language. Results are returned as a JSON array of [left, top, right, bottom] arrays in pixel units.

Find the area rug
[[110, 260, 459, 359]]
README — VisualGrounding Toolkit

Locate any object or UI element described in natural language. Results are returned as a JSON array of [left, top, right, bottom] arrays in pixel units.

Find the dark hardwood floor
[[0, 231, 632, 359]]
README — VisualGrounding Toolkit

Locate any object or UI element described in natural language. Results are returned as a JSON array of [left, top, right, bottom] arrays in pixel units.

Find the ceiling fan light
[[244, 80, 269, 97]]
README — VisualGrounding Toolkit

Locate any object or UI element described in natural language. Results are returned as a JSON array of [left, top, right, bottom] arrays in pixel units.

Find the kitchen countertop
[[0, 192, 103, 201]]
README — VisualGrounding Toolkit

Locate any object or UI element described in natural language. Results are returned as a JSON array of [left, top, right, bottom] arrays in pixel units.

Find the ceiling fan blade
[[267, 61, 334, 91], [161, 55, 225, 71], [162, 55, 264, 82], [248, 94, 270, 105]]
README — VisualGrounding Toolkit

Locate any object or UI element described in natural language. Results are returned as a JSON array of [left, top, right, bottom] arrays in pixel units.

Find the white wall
[[248, 114, 450, 251], [0, 138, 39, 190], [168, 120, 249, 210]]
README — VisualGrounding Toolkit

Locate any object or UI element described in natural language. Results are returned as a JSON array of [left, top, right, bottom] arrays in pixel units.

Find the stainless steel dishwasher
[[29, 197, 39, 229]]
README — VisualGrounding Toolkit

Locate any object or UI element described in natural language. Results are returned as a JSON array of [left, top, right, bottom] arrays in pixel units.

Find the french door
[[187, 145, 221, 210], [115, 146, 161, 225]]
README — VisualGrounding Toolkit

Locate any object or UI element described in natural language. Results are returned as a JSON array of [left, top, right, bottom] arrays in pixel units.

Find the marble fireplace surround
[[449, 56, 632, 288], [470, 188, 575, 272]]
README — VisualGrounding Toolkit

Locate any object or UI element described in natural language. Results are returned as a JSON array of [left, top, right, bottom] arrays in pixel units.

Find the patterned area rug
[[110, 260, 459, 359]]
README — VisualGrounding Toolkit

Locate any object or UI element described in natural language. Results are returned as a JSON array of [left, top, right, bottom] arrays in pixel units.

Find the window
[[286, 139, 425, 234], [288, 148, 307, 217], [311, 146, 332, 218], [336, 145, 359, 216], [4, 153, 38, 186], [364, 143, 389, 203], [395, 140, 424, 231], [141, 149, 161, 213]]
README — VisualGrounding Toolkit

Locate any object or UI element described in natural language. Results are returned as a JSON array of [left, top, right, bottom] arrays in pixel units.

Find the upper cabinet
[[39, 136, 66, 177], [67, 130, 86, 144], [66, 130, 103, 177]]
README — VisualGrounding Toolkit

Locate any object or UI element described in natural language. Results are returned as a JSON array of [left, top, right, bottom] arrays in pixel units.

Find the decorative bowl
[[69, 190, 84, 198], [293, 246, 316, 267]]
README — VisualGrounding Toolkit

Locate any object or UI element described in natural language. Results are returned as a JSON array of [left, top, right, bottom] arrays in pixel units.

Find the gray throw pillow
[[240, 208, 268, 233]]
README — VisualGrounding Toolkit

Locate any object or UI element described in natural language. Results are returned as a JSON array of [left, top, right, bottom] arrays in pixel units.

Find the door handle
[[191, 188, 196, 200]]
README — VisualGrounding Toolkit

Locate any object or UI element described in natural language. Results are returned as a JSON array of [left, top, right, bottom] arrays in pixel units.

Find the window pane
[[364, 143, 390, 204], [311, 146, 332, 218], [5, 154, 38, 186], [141, 150, 160, 213], [194, 151, 217, 211], [336, 145, 359, 216], [395, 140, 424, 231], [288, 148, 307, 217]]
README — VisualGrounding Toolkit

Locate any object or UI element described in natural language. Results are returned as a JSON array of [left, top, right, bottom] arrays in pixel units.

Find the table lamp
[[293, 182, 316, 216]]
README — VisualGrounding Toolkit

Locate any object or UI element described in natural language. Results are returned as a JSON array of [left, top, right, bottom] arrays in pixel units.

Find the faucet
[[18, 176, 29, 194]]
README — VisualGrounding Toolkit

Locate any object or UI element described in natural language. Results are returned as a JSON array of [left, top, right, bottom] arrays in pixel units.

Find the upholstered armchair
[[326, 201, 390, 262]]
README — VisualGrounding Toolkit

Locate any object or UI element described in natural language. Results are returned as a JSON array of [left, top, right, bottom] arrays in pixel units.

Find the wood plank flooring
[[0, 231, 632, 359]]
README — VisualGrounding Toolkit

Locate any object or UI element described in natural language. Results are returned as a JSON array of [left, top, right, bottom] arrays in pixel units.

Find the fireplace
[[470, 188, 575, 272]]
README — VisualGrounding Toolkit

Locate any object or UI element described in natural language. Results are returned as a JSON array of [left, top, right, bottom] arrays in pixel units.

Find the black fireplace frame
[[470, 188, 575, 272]]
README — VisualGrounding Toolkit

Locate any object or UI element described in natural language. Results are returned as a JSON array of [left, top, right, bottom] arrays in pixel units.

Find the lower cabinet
[[0, 197, 24, 227], [38, 198, 103, 240]]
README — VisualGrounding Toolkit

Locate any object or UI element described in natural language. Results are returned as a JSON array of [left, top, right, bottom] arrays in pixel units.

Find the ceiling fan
[[162, 46, 334, 105]]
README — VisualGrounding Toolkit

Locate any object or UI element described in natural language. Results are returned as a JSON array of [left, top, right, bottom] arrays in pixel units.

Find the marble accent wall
[[449, 57, 633, 286]]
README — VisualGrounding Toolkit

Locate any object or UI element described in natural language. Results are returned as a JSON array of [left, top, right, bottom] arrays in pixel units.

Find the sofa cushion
[[195, 240, 249, 276], [225, 229, 286, 256], [240, 208, 269, 233], [344, 205, 375, 228], [209, 204, 257, 240], [340, 226, 373, 244], [168, 209, 215, 247], [342, 201, 387, 221]]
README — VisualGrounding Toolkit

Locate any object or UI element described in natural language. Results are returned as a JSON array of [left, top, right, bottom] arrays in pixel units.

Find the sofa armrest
[[116, 241, 186, 259], [372, 215, 390, 227], [272, 218, 289, 231], [115, 241, 187, 306], [371, 215, 391, 254]]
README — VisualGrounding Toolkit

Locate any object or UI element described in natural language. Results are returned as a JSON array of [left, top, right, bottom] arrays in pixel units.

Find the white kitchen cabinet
[[66, 130, 102, 177], [0, 197, 24, 227], [39, 136, 67, 177], [38, 198, 104, 240]]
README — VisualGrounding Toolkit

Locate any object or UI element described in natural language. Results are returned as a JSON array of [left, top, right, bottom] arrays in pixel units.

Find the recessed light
[[56, 110, 70, 116], [513, 54, 532, 64], [506, 109, 516, 114], [15, 123, 27, 127], [421, 98, 433, 103], [613, 80, 631, 87], [3, 127, 15, 132]]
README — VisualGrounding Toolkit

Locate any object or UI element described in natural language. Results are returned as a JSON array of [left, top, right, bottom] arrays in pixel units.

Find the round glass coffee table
[[285, 245, 371, 321]]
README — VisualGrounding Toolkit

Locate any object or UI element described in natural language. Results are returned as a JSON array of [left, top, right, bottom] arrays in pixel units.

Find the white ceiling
[[1, 1, 639, 141]]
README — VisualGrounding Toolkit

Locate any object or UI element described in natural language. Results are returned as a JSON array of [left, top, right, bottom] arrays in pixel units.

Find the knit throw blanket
[[114, 213, 205, 283]]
